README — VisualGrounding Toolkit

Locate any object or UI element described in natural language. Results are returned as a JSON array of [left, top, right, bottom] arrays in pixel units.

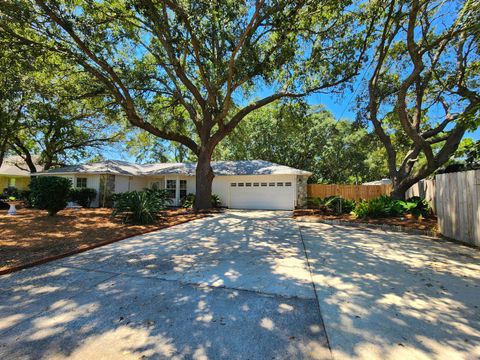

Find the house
[[0, 156, 42, 191], [38, 160, 312, 210], [363, 178, 392, 186]]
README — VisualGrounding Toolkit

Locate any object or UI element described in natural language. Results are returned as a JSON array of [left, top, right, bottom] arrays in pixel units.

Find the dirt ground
[[293, 209, 438, 232], [0, 207, 208, 273]]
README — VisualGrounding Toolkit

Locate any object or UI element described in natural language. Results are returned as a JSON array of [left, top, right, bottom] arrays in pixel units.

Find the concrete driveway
[[0, 211, 329, 360], [1, 211, 479, 360], [300, 222, 480, 360]]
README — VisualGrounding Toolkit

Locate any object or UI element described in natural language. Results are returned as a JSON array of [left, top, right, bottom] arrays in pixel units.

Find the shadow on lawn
[[0, 211, 330, 359], [300, 222, 480, 359]]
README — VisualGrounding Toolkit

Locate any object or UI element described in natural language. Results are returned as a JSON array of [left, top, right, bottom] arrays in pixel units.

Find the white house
[[37, 160, 311, 210]]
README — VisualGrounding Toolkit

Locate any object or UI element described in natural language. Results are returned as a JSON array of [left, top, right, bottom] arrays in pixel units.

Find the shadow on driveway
[[300, 221, 480, 360], [0, 211, 330, 359]]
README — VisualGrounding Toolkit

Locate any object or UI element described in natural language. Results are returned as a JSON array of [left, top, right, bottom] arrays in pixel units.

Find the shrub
[[112, 189, 171, 224], [305, 197, 323, 209], [69, 188, 97, 208], [19, 190, 33, 208], [2, 186, 19, 199], [182, 193, 196, 208], [29, 176, 72, 216], [211, 194, 221, 208], [182, 193, 221, 209], [323, 196, 356, 214], [403, 196, 431, 217], [352, 195, 431, 218]]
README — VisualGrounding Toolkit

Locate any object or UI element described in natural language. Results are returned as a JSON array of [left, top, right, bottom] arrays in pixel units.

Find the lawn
[[0, 207, 207, 274]]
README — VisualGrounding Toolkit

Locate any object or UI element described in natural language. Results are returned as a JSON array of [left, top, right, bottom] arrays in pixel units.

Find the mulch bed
[[0, 207, 211, 274], [293, 209, 438, 232]]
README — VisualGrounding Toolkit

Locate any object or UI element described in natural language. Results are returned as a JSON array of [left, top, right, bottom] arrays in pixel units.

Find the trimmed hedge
[[30, 176, 72, 216], [69, 188, 97, 208]]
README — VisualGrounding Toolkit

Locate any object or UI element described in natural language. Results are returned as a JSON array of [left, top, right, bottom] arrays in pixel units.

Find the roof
[[40, 159, 312, 177], [0, 156, 43, 176], [362, 178, 392, 185]]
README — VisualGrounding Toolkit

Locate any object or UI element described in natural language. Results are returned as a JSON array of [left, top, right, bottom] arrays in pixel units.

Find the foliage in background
[[214, 101, 386, 184], [2, 0, 374, 209], [69, 188, 97, 208], [111, 189, 171, 225], [29, 176, 71, 216], [182, 193, 221, 209], [0, 35, 122, 172], [360, 0, 479, 199]]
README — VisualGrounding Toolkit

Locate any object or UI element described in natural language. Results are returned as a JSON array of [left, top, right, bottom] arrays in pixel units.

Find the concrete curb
[[295, 216, 441, 238], [0, 214, 209, 276]]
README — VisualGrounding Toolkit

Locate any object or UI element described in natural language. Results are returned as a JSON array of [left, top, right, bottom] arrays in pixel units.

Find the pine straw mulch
[[293, 208, 438, 233], [0, 207, 212, 274]]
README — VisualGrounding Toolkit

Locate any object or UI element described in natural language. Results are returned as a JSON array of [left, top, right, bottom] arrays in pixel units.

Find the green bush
[[69, 188, 97, 208], [323, 196, 356, 214], [404, 196, 431, 217], [182, 193, 221, 209], [112, 189, 171, 224], [352, 195, 431, 218], [29, 176, 72, 216], [305, 196, 355, 214], [182, 193, 196, 209]]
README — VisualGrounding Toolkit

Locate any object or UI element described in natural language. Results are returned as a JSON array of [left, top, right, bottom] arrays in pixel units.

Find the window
[[253, 182, 259, 187], [231, 183, 237, 187], [238, 183, 244, 187], [261, 183, 267, 187], [269, 182, 275, 187], [76, 177, 87, 188], [277, 182, 284, 186], [180, 180, 187, 199], [8, 178, 16, 187], [246, 182, 252, 187], [166, 180, 176, 198], [285, 182, 292, 187]]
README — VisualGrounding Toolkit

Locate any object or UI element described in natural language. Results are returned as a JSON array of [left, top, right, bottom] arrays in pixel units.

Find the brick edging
[[0, 214, 209, 276], [295, 216, 440, 238]]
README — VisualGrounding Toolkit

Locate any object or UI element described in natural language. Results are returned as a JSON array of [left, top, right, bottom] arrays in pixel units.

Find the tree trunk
[[194, 149, 214, 211], [390, 185, 408, 200]]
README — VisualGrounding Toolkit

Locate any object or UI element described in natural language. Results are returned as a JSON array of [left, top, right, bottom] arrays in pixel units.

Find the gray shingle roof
[[40, 159, 312, 177], [0, 156, 43, 176]]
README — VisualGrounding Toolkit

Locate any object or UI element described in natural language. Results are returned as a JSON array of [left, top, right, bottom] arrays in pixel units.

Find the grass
[[0, 207, 208, 274]]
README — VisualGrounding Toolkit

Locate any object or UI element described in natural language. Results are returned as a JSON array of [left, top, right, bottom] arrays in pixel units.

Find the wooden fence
[[307, 184, 392, 201], [435, 170, 480, 247]]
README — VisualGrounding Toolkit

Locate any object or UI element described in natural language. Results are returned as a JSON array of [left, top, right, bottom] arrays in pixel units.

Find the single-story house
[[38, 160, 312, 210], [0, 156, 43, 191]]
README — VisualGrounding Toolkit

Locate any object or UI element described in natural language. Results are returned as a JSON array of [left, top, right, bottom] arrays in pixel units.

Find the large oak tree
[[363, 0, 479, 199], [2, 0, 372, 209]]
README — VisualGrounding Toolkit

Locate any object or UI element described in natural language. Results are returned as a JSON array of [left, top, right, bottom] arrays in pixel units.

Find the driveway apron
[[0, 211, 330, 360]]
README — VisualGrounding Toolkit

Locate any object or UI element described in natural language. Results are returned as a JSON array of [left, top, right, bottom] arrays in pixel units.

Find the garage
[[228, 177, 296, 210]]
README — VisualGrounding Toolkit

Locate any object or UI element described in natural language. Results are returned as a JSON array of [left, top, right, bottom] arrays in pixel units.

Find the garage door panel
[[229, 180, 294, 210]]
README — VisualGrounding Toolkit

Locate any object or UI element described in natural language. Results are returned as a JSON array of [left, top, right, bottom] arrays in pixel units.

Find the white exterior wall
[[129, 176, 149, 191], [115, 175, 131, 193]]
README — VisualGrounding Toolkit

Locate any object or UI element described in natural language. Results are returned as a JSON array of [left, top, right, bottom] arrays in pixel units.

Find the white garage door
[[229, 179, 294, 210]]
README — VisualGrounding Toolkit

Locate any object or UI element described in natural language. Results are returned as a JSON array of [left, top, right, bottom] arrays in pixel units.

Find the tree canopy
[[1, 0, 373, 208], [361, 0, 479, 198]]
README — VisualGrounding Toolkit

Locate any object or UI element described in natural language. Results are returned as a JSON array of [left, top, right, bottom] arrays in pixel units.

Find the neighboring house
[[363, 178, 392, 186], [38, 160, 312, 210], [0, 156, 43, 191]]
